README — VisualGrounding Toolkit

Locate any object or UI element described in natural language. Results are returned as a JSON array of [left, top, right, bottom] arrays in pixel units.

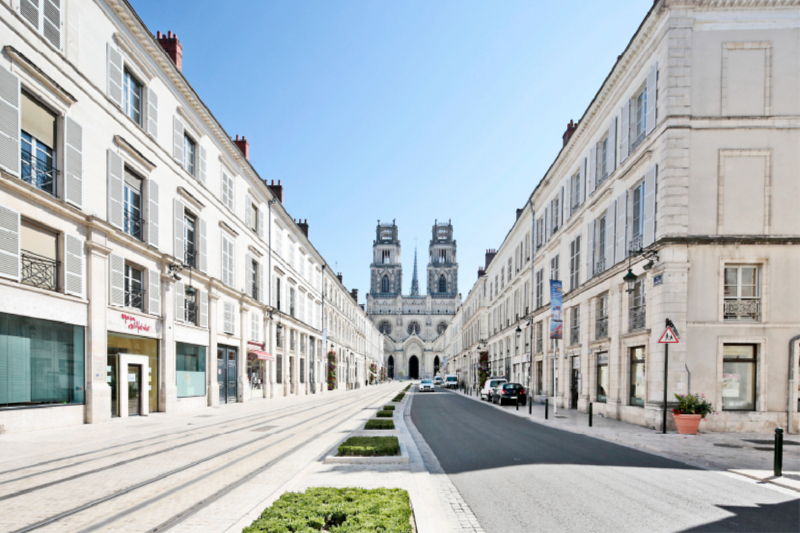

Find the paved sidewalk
[[452, 389, 800, 492]]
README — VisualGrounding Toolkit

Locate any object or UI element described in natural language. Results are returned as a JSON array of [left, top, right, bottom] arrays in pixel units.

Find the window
[[438, 275, 446, 293], [378, 321, 391, 335], [536, 217, 544, 250], [221, 235, 234, 287], [185, 287, 197, 325], [382, 250, 390, 264], [275, 278, 282, 310], [724, 266, 760, 321], [535, 269, 543, 309], [251, 258, 259, 301], [20, 219, 58, 292], [276, 326, 283, 349], [176, 343, 205, 397], [536, 360, 543, 394], [596, 352, 608, 402], [596, 215, 607, 274], [630, 182, 645, 252], [20, 91, 57, 197], [123, 169, 143, 241], [276, 354, 283, 383], [123, 70, 143, 126], [550, 255, 559, 281], [407, 321, 420, 336], [381, 275, 389, 293], [569, 306, 580, 346], [250, 202, 258, 233], [597, 135, 609, 186], [300, 334, 306, 354], [596, 293, 609, 339], [629, 279, 646, 331], [570, 171, 581, 212], [290, 329, 296, 351], [289, 288, 296, 317], [632, 84, 647, 149], [183, 134, 196, 176], [569, 236, 580, 291], [184, 212, 197, 268], [535, 322, 543, 353], [124, 264, 145, 311], [551, 198, 560, 233], [629, 346, 646, 407], [722, 344, 757, 411]]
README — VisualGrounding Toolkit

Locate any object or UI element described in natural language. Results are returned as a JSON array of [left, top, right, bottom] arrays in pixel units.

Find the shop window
[[123, 168, 143, 241], [21, 91, 57, 198], [20, 219, 58, 292], [596, 352, 608, 402], [629, 346, 646, 407], [536, 361, 543, 394], [722, 344, 757, 411], [176, 342, 205, 397], [0, 313, 85, 408]]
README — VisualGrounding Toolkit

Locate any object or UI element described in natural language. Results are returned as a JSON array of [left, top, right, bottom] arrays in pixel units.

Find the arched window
[[438, 274, 447, 293], [437, 322, 447, 335], [379, 321, 392, 335], [407, 321, 421, 336], [381, 275, 390, 293]]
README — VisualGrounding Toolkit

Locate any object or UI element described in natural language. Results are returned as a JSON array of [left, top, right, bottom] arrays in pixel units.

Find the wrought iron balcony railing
[[125, 286, 146, 311], [631, 131, 646, 151], [596, 316, 609, 340], [724, 299, 760, 321], [597, 171, 609, 188], [21, 151, 57, 198], [570, 327, 580, 346], [629, 234, 644, 254], [21, 250, 58, 291], [629, 306, 646, 332], [124, 210, 144, 241], [185, 300, 198, 325], [251, 285, 259, 301], [595, 256, 606, 276], [184, 245, 197, 269]]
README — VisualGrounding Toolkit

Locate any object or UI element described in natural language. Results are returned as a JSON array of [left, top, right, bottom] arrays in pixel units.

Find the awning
[[249, 350, 273, 361]]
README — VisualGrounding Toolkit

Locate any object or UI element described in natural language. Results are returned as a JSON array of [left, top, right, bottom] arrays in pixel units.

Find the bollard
[[589, 402, 593, 427], [774, 427, 784, 477], [529, 396, 532, 415], [516, 396, 519, 411], [545, 398, 549, 420]]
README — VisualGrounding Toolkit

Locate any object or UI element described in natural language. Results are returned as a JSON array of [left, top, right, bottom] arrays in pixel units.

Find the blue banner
[[549, 280, 563, 339]]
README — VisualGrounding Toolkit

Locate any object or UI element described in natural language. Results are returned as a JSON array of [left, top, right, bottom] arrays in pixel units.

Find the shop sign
[[121, 313, 152, 333]]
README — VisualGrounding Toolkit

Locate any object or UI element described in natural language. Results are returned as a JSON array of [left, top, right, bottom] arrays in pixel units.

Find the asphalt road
[[411, 387, 800, 533]]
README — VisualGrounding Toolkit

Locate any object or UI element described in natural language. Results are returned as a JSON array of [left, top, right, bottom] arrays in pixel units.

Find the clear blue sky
[[133, 0, 652, 301]]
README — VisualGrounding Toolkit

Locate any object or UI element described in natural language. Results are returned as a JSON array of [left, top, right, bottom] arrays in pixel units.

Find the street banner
[[549, 280, 563, 339]]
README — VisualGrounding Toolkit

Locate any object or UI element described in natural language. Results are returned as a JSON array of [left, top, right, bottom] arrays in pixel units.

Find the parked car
[[419, 379, 435, 392], [433, 376, 443, 386], [444, 375, 458, 389], [480, 377, 507, 401], [491, 383, 527, 406]]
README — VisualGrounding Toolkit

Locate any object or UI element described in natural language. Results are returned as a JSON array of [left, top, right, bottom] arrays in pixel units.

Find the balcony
[[596, 316, 609, 340], [631, 131, 646, 152], [251, 285, 259, 301], [125, 286, 146, 312], [724, 299, 760, 321], [124, 210, 144, 241], [596, 171, 609, 188], [21, 250, 58, 291], [185, 299, 197, 325], [595, 256, 606, 276], [629, 234, 643, 254], [21, 150, 57, 198], [629, 306, 646, 332], [184, 245, 197, 269]]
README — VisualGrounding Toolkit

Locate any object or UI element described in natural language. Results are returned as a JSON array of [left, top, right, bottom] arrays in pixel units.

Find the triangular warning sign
[[658, 326, 679, 344]]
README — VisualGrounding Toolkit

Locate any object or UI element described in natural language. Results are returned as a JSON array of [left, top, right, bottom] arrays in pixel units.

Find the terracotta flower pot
[[674, 413, 703, 435]]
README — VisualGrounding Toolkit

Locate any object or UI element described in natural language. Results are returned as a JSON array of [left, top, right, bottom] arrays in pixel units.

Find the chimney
[[336, 272, 343, 283], [267, 180, 283, 203], [562, 120, 577, 146], [485, 249, 497, 269], [516, 208, 523, 220], [478, 267, 486, 278], [350, 288, 359, 302], [156, 31, 183, 71], [232, 135, 249, 160], [296, 219, 309, 238]]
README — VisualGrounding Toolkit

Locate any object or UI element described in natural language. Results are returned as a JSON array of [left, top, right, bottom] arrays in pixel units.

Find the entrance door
[[570, 367, 579, 409], [217, 345, 238, 404], [434, 356, 440, 376], [217, 352, 226, 404], [388, 356, 394, 379], [128, 365, 141, 416], [409, 356, 419, 379], [108, 355, 119, 418]]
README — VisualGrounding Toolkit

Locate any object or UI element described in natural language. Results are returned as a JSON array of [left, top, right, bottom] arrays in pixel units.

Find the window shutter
[[587, 220, 595, 279], [64, 233, 84, 297], [199, 290, 208, 328], [620, 103, 630, 163], [646, 62, 657, 136], [605, 202, 616, 270], [251, 311, 258, 342], [64, 117, 83, 209], [532, 218, 537, 253], [198, 217, 207, 273], [559, 186, 565, 227], [198, 144, 207, 185], [42, 0, 61, 50], [173, 198, 185, 262], [608, 117, 617, 174], [148, 268, 160, 316], [259, 262, 265, 303], [147, 86, 158, 139], [221, 235, 232, 287], [146, 179, 159, 249], [246, 253, 253, 296], [0, 66, 21, 177], [0, 205, 20, 281], [257, 206, 265, 239], [643, 165, 657, 247], [544, 207, 549, 243], [106, 150, 124, 229], [19, 0, 40, 30], [614, 191, 627, 264], [587, 145, 596, 196], [108, 253, 124, 306], [172, 116, 184, 163], [565, 180, 572, 219], [175, 280, 185, 322], [245, 193, 252, 229], [224, 301, 234, 334], [107, 43, 123, 107]]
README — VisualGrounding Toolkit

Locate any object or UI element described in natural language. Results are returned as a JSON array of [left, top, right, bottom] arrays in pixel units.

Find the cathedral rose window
[[407, 321, 421, 336]]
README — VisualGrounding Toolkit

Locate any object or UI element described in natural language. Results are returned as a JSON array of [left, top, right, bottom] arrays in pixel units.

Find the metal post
[[545, 397, 549, 420], [554, 340, 559, 415], [516, 395, 519, 411], [529, 395, 532, 415], [774, 427, 784, 477], [663, 342, 669, 434], [589, 402, 593, 427]]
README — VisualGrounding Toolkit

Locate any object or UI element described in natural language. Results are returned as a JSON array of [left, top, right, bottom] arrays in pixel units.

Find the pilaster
[[159, 266, 178, 413], [207, 288, 220, 406], [84, 236, 112, 424], [239, 302, 250, 403]]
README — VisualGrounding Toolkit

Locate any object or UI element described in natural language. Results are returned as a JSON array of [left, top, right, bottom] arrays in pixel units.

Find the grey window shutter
[[587, 220, 595, 279], [646, 62, 657, 136], [614, 191, 628, 264], [107, 149, 123, 229], [643, 165, 657, 247], [559, 186, 565, 227], [579, 158, 586, 206], [259, 262, 265, 303], [147, 179, 159, 249], [107, 43, 123, 107], [532, 218, 537, 252], [0, 205, 20, 281], [246, 253, 253, 296], [64, 233, 84, 297], [108, 253, 124, 307], [175, 280, 185, 322], [544, 207, 549, 242], [42, 0, 61, 50], [587, 145, 596, 196], [257, 205, 265, 239], [245, 193, 252, 229], [605, 202, 616, 270], [0, 66, 21, 177], [19, 0, 40, 29], [608, 117, 617, 174], [198, 217, 207, 273], [565, 180, 572, 219], [174, 197, 185, 262], [64, 117, 83, 209], [172, 116, 184, 163], [148, 268, 160, 316], [251, 311, 258, 342], [620, 103, 630, 163], [147, 86, 158, 139], [199, 290, 208, 328], [224, 301, 234, 334], [198, 144, 207, 185]]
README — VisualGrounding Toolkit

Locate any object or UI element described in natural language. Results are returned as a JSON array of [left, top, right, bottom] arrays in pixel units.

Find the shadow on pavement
[[678, 500, 800, 532]]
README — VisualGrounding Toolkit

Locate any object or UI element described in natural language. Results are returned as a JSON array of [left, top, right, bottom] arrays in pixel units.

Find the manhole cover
[[744, 439, 800, 446], [252, 426, 277, 432], [713, 443, 743, 448], [754, 447, 773, 452]]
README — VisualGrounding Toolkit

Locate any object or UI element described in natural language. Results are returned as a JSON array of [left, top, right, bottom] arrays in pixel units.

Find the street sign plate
[[658, 326, 679, 344]]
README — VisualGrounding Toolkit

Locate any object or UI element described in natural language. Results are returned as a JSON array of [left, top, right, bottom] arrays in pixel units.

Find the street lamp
[[623, 268, 638, 294]]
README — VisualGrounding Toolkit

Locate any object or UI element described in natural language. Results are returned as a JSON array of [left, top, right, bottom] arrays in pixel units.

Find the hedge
[[364, 419, 395, 430], [383, 405, 395, 411], [242, 487, 412, 533], [392, 393, 405, 402], [337, 436, 400, 457], [376, 410, 394, 418]]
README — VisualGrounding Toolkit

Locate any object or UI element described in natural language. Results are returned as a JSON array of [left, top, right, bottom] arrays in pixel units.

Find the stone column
[[207, 288, 220, 406], [84, 236, 112, 424], [607, 284, 624, 420], [160, 267, 177, 413], [239, 303, 250, 403]]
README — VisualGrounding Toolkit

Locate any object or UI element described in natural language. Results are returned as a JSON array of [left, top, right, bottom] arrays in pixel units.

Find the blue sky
[[133, 0, 652, 301]]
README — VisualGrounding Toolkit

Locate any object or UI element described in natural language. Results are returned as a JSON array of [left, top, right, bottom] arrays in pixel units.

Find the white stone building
[[0, 0, 382, 433], [445, 0, 800, 433]]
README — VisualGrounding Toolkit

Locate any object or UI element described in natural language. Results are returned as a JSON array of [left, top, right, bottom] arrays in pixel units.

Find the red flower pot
[[674, 413, 703, 435]]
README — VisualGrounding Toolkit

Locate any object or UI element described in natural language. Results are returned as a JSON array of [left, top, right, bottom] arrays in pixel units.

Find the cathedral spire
[[410, 247, 420, 296]]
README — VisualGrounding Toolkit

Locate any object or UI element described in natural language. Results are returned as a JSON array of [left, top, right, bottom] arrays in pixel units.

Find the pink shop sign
[[121, 313, 152, 333]]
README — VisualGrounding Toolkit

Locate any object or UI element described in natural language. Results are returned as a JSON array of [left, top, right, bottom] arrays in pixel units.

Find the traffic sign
[[658, 327, 679, 344]]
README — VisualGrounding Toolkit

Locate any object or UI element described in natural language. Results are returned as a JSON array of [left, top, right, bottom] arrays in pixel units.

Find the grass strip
[[337, 436, 400, 457], [383, 405, 395, 410], [376, 410, 394, 418], [364, 419, 395, 430], [243, 487, 412, 533]]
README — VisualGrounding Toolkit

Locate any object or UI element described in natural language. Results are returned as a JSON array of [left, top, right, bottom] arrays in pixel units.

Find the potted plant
[[672, 393, 714, 435], [327, 351, 337, 391]]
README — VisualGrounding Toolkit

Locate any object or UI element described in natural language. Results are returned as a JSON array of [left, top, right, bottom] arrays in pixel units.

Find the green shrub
[[392, 393, 405, 402], [376, 410, 394, 418], [364, 419, 395, 430], [243, 487, 412, 533], [383, 405, 395, 411], [337, 436, 400, 457]]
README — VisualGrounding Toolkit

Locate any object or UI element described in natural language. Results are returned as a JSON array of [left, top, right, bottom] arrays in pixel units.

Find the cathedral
[[366, 220, 461, 380]]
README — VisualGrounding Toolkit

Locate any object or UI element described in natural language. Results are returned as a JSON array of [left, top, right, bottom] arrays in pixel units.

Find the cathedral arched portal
[[434, 355, 440, 376], [409, 356, 419, 380], [388, 356, 394, 379]]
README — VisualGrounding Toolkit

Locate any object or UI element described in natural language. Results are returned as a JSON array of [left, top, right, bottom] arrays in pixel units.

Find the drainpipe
[[789, 334, 800, 434]]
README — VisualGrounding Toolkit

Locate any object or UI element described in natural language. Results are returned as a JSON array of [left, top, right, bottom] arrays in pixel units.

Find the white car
[[480, 377, 507, 401], [433, 376, 443, 386], [419, 379, 435, 392], [444, 375, 458, 389]]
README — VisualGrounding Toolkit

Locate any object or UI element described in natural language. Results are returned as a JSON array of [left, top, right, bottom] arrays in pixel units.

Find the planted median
[[337, 436, 400, 457], [364, 419, 395, 430]]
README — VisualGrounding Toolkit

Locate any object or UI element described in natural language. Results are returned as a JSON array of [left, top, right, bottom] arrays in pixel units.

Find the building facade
[[445, 0, 800, 433], [0, 0, 382, 433], [367, 220, 460, 379]]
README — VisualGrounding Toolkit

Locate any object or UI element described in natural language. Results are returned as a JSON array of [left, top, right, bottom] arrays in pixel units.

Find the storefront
[[247, 341, 272, 399], [107, 331, 158, 417], [217, 344, 238, 404], [177, 342, 206, 398]]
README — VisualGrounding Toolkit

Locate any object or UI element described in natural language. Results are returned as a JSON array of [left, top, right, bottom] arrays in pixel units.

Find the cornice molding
[[114, 135, 157, 172], [5, 46, 77, 106]]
